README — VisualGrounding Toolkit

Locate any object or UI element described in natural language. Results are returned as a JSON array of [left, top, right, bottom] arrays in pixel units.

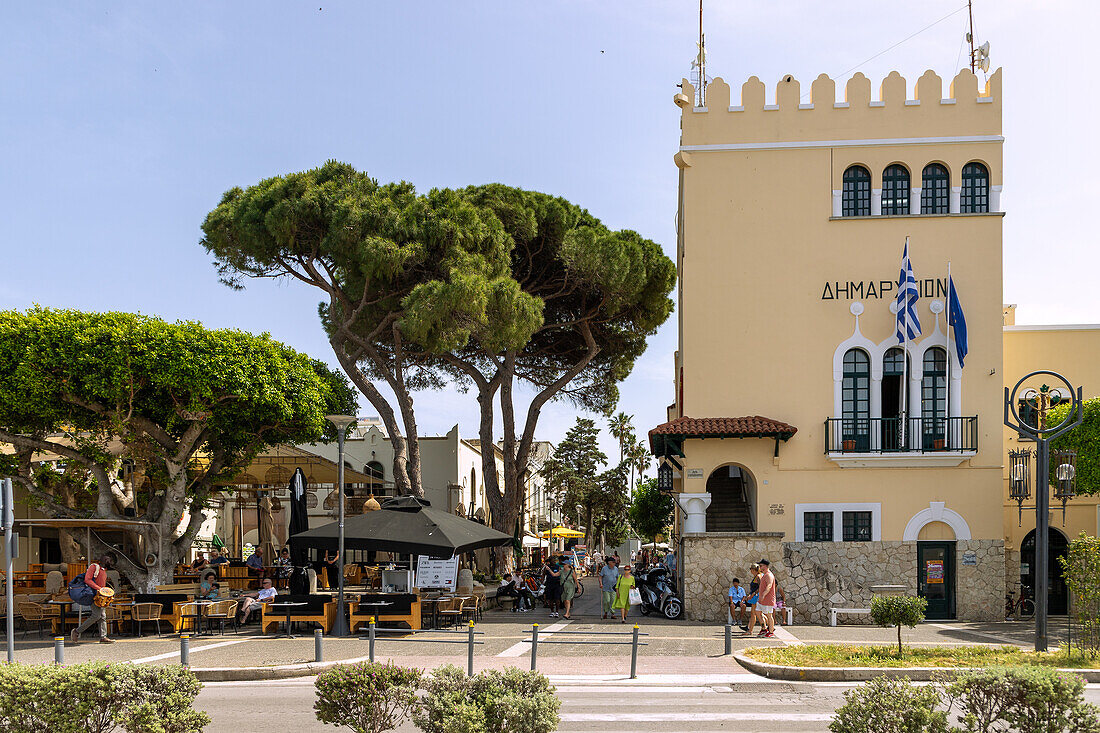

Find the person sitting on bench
[[238, 577, 277, 623], [496, 573, 532, 611]]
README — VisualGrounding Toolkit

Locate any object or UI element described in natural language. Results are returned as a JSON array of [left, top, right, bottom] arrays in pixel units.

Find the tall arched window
[[961, 162, 989, 213], [881, 165, 910, 215], [364, 461, 384, 493], [882, 347, 909, 450], [922, 347, 947, 450], [842, 349, 870, 450], [841, 166, 871, 217], [921, 163, 949, 214]]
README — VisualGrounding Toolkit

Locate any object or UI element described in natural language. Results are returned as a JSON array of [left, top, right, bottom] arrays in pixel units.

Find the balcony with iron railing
[[824, 415, 978, 467]]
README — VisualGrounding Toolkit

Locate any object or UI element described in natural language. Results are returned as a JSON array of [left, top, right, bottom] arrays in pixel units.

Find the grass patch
[[742, 644, 1100, 669]]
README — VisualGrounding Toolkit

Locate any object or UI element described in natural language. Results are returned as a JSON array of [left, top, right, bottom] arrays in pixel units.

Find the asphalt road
[[197, 675, 1100, 733]]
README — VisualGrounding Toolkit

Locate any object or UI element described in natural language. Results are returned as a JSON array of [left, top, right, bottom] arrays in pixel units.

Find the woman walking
[[561, 557, 583, 620], [612, 564, 636, 623], [542, 555, 562, 618]]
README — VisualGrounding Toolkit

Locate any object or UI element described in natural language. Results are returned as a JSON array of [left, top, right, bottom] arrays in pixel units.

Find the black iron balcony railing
[[823, 415, 978, 454]]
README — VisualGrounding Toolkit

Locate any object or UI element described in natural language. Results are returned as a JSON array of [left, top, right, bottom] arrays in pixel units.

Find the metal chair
[[204, 600, 238, 635], [437, 596, 463, 629], [130, 602, 164, 637]]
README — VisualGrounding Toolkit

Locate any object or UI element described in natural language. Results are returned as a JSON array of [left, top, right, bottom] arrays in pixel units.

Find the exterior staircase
[[705, 469, 755, 532]]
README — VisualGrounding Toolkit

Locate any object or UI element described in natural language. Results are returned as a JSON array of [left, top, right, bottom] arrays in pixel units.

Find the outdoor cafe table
[[357, 600, 392, 625], [179, 601, 216, 637], [47, 599, 75, 633], [266, 601, 307, 639]]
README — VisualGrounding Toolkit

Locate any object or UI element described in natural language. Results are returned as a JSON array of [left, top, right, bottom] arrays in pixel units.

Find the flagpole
[[945, 261, 952, 449], [902, 236, 910, 451]]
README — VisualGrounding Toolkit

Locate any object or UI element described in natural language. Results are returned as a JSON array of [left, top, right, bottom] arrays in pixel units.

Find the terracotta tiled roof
[[648, 416, 797, 454]]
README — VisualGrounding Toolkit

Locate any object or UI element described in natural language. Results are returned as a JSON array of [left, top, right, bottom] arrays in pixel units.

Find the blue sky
[[3, 1, 1097, 464]]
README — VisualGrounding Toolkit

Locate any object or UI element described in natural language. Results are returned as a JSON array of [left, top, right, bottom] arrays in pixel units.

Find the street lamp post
[[1004, 372, 1083, 652], [326, 414, 357, 637]]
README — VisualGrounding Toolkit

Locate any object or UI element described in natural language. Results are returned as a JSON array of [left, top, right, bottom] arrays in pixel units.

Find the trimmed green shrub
[[414, 665, 560, 733], [946, 666, 1100, 732], [1062, 532, 1100, 657], [871, 595, 927, 654], [0, 662, 209, 733], [829, 675, 949, 733], [314, 661, 422, 733]]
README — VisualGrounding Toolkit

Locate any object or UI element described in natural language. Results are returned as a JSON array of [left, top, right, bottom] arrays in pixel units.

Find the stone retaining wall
[[682, 533, 1006, 624]]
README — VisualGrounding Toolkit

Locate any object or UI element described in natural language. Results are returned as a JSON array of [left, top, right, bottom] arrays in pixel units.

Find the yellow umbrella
[[539, 526, 585, 539]]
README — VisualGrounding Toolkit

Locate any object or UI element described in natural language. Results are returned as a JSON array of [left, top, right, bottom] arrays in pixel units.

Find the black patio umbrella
[[287, 467, 310, 565], [289, 495, 514, 558]]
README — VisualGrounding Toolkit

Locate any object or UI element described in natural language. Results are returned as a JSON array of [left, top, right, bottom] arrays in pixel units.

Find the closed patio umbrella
[[289, 496, 513, 558], [287, 468, 309, 565]]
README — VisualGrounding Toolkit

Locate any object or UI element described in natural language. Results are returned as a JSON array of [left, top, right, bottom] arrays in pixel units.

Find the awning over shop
[[648, 415, 798, 458], [217, 444, 384, 488]]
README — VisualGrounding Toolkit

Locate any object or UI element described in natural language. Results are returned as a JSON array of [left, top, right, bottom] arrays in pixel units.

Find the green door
[[917, 541, 955, 620]]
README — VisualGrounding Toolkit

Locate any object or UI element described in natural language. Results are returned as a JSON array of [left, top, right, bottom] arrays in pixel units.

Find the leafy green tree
[[870, 595, 927, 655], [0, 308, 355, 590], [629, 478, 674, 545], [1048, 397, 1100, 494], [202, 166, 676, 568]]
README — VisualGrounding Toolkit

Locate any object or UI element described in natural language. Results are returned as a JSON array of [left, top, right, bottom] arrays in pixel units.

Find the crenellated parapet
[[676, 69, 1001, 147]]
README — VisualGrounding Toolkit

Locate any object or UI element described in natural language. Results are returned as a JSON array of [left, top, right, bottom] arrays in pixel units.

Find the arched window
[[364, 461, 384, 492], [921, 164, 949, 214], [881, 165, 910, 215], [841, 166, 871, 217], [842, 349, 870, 450], [961, 162, 989, 213], [921, 347, 947, 449]]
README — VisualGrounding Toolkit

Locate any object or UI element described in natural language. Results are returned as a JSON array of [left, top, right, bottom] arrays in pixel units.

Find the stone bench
[[829, 607, 871, 626]]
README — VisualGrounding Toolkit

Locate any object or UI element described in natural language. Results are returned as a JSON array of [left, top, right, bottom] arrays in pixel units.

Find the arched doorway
[[1021, 528, 1069, 615], [705, 464, 755, 532]]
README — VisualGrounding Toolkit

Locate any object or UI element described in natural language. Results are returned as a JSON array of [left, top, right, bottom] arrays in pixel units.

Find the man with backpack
[[69, 552, 117, 644]]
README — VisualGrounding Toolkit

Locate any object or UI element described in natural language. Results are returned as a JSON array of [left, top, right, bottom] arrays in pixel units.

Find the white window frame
[[794, 502, 882, 542]]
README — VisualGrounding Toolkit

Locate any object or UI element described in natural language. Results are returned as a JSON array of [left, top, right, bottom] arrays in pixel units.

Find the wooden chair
[[437, 597, 463, 629], [130, 602, 166, 637], [17, 602, 48, 638], [204, 600, 239, 635]]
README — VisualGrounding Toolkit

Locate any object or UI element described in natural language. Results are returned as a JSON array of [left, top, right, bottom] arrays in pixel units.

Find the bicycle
[[1005, 585, 1035, 621]]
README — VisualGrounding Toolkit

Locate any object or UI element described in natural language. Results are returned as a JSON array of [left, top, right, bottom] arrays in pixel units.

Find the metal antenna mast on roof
[[690, 0, 706, 107], [966, 0, 991, 74]]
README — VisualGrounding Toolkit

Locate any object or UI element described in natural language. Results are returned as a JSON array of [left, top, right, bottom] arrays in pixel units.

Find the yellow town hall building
[[650, 67, 1100, 623]]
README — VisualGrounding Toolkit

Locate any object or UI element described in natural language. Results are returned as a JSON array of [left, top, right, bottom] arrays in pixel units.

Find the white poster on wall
[[416, 555, 458, 591]]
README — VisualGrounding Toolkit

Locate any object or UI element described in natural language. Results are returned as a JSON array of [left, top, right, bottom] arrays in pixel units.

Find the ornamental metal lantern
[[657, 463, 674, 494], [1008, 448, 1032, 524], [1052, 449, 1078, 524]]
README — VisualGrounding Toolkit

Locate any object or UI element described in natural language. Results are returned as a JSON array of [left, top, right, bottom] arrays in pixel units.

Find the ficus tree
[[629, 478, 674, 546], [0, 308, 355, 590], [201, 164, 675, 571], [1049, 397, 1100, 494]]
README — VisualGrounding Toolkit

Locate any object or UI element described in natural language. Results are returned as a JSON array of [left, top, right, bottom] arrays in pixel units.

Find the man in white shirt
[[238, 577, 278, 624]]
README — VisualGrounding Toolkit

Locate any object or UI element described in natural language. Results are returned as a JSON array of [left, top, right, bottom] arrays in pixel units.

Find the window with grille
[[881, 164, 910, 215], [804, 512, 834, 542], [921, 163, 949, 214], [961, 162, 989, 213], [842, 511, 872, 541], [842, 166, 871, 217]]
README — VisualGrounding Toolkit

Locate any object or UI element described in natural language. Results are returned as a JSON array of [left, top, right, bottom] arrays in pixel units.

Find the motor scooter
[[635, 566, 683, 619]]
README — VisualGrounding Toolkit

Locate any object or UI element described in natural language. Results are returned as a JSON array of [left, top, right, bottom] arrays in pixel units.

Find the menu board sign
[[926, 560, 944, 584], [416, 555, 458, 590]]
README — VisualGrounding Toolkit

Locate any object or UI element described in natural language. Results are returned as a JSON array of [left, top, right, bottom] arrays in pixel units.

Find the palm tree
[[626, 440, 651, 496], [608, 412, 634, 463]]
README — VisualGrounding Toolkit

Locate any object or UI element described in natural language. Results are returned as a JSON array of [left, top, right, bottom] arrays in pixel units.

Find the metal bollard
[[368, 618, 376, 662], [630, 625, 639, 679], [53, 636, 64, 666], [724, 624, 732, 655], [314, 629, 324, 663], [180, 634, 190, 668], [530, 623, 539, 672], [467, 621, 475, 676]]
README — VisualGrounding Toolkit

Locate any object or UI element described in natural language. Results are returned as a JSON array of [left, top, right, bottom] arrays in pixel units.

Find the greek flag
[[948, 276, 968, 367], [895, 240, 922, 343]]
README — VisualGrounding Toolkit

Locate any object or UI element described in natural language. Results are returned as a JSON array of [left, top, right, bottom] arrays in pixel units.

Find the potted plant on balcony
[[842, 439, 857, 451]]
